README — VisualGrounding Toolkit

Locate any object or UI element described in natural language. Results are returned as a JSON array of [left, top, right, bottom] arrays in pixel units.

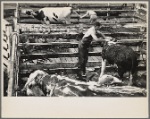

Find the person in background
[[76, 22, 106, 81], [79, 10, 98, 23]]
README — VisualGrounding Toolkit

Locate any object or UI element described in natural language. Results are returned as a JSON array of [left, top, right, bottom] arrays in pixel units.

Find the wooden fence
[[4, 3, 147, 91]]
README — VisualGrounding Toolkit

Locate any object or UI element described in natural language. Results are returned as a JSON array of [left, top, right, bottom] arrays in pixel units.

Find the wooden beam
[[76, 9, 136, 13], [116, 39, 144, 45], [134, 15, 146, 22], [3, 3, 17, 10], [18, 18, 137, 24], [18, 7, 136, 12], [19, 3, 135, 9], [19, 65, 146, 80], [7, 32, 17, 96], [19, 50, 142, 59], [18, 23, 142, 29], [20, 52, 102, 59], [18, 26, 142, 34], [20, 14, 137, 19], [18, 32, 143, 36], [19, 59, 145, 69], [18, 22, 144, 28], [19, 3, 135, 6], [18, 42, 78, 47], [18, 39, 144, 47]]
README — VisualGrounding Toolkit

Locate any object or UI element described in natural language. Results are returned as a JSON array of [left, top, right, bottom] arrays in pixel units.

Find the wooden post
[[7, 33, 17, 96], [15, 3, 20, 97], [7, 4, 19, 96], [106, 3, 110, 22]]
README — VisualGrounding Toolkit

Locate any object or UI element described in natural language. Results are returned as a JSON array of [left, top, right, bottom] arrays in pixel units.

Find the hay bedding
[[19, 70, 146, 97]]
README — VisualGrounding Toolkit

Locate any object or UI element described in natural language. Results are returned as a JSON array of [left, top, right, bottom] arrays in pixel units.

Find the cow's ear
[[35, 11, 39, 14], [39, 10, 45, 19]]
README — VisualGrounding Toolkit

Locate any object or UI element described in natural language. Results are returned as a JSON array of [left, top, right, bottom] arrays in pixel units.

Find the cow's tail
[[131, 53, 138, 76]]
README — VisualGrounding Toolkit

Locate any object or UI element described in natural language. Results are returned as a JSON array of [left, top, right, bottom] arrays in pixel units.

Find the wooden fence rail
[[6, 3, 146, 87]]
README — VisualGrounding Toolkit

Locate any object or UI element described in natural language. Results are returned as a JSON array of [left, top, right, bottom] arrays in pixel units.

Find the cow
[[99, 37, 138, 86], [22, 70, 59, 96], [21, 7, 79, 24]]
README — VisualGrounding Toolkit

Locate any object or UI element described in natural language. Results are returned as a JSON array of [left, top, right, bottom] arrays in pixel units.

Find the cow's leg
[[128, 71, 133, 86], [65, 16, 71, 24], [42, 17, 50, 25], [118, 66, 124, 79], [26, 87, 34, 96], [99, 59, 106, 77], [49, 85, 56, 97]]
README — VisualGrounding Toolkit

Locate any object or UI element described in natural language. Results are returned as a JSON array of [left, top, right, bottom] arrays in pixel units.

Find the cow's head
[[21, 9, 34, 16], [100, 36, 117, 47], [22, 9, 39, 19]]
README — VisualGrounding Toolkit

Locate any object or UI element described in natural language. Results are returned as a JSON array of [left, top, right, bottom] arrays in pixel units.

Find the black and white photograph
[[1, 1, 149, 118]]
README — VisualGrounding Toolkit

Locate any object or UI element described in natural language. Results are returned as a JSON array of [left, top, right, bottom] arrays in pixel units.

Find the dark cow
[[99, 38, 138, 85]]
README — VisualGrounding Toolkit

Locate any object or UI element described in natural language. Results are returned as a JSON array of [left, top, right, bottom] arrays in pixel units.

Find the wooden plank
[[18, 24, 144, 37], [76, 9, 136, 13], [7, 32, 17, 96], [17, 22, 141, 30], [19, 3, 71, 8], [19, 49, 142, 59], [18, 31, 143, 37], [134, 15, 146, 22], [18, 18, 136, 24], [116, 39, 144, 46], [21, 63, 146, 73], [109, 3, 135, 7], [18, 24, 142, 34], [20, 14, 139, 20], [4, 9, 15, 18], [123, 23, 146, 28], [19, 63, 76, 69], [19, 14, 137, 20], [19, 65, 146, 79], [17, 22, 146, 29], [19, 57, 144, 69], [18, 3, 135, 9], [18, 42, 78, 46], [19, 55, 146, 67], [19, 6, 136, 12], [19, 53, 146, 72], [18, 39, 144, 48], [3, 3, 17, 10], [19, 52, 102, 59], [18, 33, 143, 40]]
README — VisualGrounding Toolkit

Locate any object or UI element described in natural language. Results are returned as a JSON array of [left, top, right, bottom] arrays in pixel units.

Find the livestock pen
[[3, 2, 147, 97]]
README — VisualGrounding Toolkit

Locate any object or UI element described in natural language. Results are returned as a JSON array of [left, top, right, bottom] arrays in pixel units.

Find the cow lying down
[[99, 37, 138, 86], [22, 70, 122, 96], [21, 7, 75, 24]]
